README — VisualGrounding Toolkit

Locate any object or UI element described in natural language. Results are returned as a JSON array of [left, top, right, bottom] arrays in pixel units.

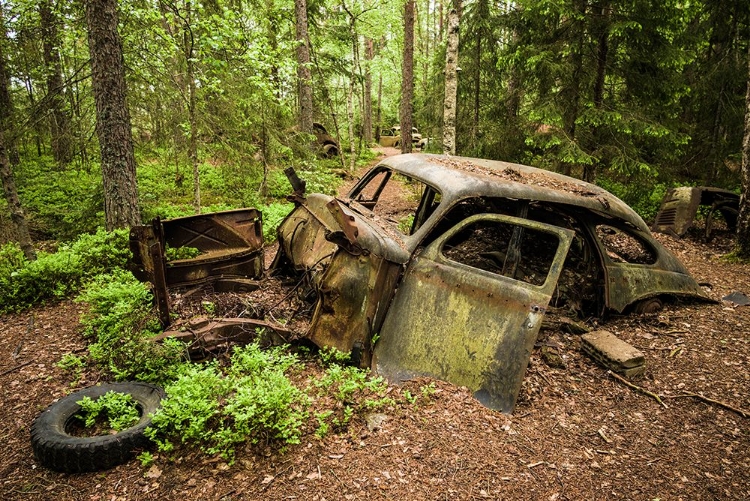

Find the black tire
[[30, 382, 165, 473]]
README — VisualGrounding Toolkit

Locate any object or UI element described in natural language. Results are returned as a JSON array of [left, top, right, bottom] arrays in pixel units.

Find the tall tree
[[85, 0, 141, 230], [400, 0, 415, 153], [442, 8, 459, 155], [295, 0, 313, 134], [363, 37, 374, 143], [736, 42, 750, 258], [39, 0, 72, 166], [0, 11, 35, 260]]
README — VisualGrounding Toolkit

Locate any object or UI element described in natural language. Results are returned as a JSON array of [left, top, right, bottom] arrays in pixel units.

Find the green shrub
[[259, 202, 294, 242], [146, 344, 309, 461], [76, 391, 140, 432], [78, 270, 186, 384], [0, 228, 130, 314]]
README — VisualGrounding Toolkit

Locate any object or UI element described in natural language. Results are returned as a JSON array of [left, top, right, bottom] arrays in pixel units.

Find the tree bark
[[363, 38, 374, 144], [39, 0, 72, 167], [400, 0, 415, 154], [376, 73, 382, 142], [736, 42, 750, 258], [183, 2, 200, 213], [0, 11, 35, 259], [585, 1, 609, 184], [295, 0, 313, 134], [85, 0, 141, 230], [0, 131, 35, 259], [442, 8, 459, 155]]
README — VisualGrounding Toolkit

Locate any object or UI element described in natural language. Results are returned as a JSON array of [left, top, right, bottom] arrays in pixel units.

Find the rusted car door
[[374, 214, 573, 413]]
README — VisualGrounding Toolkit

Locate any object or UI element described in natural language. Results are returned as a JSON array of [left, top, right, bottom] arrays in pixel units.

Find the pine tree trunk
[[0, 131, 36, 260], [442, 8, 459, 155], [85, 0, 141, 230], [736, 42, 750, 258], [0, 16, 34, 259], [400, 0, 415, 154], [39, 0, 72, 167], [295, 0, 313, 134]]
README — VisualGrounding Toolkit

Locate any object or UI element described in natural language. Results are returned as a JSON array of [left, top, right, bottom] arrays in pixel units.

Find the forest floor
[[1, 149, 749, 500]]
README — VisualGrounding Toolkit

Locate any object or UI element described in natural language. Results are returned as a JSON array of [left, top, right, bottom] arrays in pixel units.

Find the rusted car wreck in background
[[131, 154, 709, 412], [652, 186, 739, 238]]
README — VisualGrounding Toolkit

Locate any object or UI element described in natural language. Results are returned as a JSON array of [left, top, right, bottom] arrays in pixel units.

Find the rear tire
[[30, 382, 164, 473]]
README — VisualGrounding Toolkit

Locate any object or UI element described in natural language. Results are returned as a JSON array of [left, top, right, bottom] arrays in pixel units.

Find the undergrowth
[[0, 228, 130, 314]]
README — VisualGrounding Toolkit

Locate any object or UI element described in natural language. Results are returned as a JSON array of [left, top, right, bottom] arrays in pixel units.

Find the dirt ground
[[1, 151, 749, 500]]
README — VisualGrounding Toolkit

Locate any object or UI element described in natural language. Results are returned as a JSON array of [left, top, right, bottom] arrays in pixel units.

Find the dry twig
[[0, 360, 33, 378], [607, 371, 668, 408], [664, 393, 748, 418]]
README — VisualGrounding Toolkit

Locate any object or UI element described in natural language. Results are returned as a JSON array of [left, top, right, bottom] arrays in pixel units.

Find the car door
[[373, 214, 573, 412]]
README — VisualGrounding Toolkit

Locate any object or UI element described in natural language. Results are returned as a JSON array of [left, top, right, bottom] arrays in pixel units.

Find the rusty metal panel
[[130, 209, 264, 326], [652, 187, 701, 236], [374, 214, 573, 413], [306, 250, 401, 367]]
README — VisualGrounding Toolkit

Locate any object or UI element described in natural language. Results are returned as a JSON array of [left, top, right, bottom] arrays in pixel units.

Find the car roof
[[377, 153, 650, 232]]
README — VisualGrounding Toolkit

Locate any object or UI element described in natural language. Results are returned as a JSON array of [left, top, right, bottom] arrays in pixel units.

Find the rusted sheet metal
[[306, 250, 401, 367], [160, 209, 264, 287], [652, 186, 739, 237], [130, 224, 171, 326], [130, 209, 264, 326], [374, 214, 574, 413], [154, 317, 293, 356]]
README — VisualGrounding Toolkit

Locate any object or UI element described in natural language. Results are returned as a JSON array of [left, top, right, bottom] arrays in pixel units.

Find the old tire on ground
[[30, 382, 165, 473]]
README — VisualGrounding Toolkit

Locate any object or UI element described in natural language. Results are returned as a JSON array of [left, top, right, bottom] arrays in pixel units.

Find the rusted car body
[[271, 154, 708, 412], [378, 126, 423, 149], [652, 186, 739, 238]]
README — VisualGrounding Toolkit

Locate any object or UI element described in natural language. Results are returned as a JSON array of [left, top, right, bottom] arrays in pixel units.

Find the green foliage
[[77, 270, 186, 384], [165, 246, 202, 261], [138, 451, 155, 468], [259, 202, 294, 243], [319, 346, 351, 366], [57, 353, 86, 386], [597, 177, 669, 223], [146, 344, 309, 461], [75, 391, 140, 432], [0, 229, 130, 314]]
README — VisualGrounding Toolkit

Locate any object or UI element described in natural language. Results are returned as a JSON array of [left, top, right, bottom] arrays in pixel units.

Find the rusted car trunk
[[130, 209, 264, 326]]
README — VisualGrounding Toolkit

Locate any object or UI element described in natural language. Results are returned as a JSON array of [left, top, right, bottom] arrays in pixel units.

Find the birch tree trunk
[[442, 8, 459, 155]]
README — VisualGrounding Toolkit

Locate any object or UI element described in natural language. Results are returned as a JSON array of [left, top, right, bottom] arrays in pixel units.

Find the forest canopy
[[0, 0, 748, 242]]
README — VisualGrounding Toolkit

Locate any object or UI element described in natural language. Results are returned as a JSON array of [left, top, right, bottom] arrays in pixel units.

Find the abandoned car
[[652, 186, 739, 238], [378, 126, 424, 149], [270, 154, 708, 412], [131, 154, 708, 413]]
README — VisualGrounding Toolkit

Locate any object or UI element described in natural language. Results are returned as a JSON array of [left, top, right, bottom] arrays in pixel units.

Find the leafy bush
[[77, 270, 186, 384], [76, 391, 140, 432], [146, 344, 309, 461], [259, 202, 294, 242], [0, 228, 130, 314], [596, 177, 669, 223]]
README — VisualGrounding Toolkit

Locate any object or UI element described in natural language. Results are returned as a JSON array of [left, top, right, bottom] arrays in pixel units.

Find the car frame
[[271, 153, 708, 412]]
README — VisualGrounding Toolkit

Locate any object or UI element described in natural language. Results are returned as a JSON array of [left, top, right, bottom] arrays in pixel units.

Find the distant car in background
[[378, 126, 424, 149], [313, 122, 339, 157]]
